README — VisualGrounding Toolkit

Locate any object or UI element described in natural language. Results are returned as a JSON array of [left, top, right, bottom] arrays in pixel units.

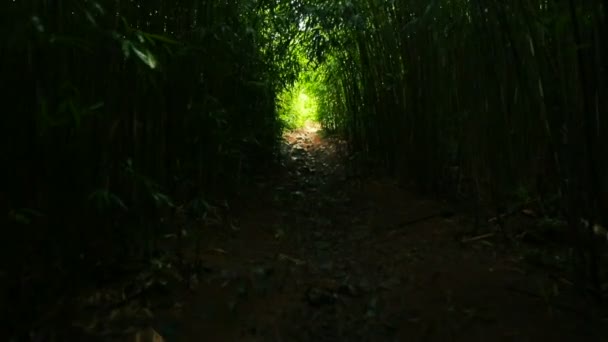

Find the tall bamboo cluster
[[1, 0, 301, 335], [314, 0, 607, 284]]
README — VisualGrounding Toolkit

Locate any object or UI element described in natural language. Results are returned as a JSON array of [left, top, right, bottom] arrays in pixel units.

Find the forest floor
[[66, 123, 607, 342]]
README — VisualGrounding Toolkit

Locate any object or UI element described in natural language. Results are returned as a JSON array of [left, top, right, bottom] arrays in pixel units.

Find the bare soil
[[63, 123, 608, 341]]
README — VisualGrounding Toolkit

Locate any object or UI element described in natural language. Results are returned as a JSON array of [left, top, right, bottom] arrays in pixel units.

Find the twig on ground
[[460, 233, 494, 243]]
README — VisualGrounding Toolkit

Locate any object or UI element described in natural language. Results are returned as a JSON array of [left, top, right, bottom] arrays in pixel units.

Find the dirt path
[[133, 125, 606, 341]]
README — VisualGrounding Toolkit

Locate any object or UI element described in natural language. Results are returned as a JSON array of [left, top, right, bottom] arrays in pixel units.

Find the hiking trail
[[71, 123, 606, 341]]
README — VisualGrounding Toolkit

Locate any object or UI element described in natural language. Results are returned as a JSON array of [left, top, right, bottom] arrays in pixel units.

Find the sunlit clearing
[[303, 120, 320, 133], [297, 93, 320, 132], [278, 81, 319, 130]]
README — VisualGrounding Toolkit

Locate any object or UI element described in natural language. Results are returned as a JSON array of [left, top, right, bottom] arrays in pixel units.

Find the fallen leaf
[[209, 248, 228, 254], [277, 253, 306, 266], [521, 209, 537, 217]]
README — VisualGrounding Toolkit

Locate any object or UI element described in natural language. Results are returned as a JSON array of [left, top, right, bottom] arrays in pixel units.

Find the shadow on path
[[68, 124, 608, 341]]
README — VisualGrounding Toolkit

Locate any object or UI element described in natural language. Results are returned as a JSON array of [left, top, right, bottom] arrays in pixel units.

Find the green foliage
[[2, 0, 608, 336], [88, 189, 128, 212], [295, 0, 608, 293], [278, 78, 319, 129], [8, 209, 44, 226], [299, 0, 608, 216], [1, 0, 305, 337]]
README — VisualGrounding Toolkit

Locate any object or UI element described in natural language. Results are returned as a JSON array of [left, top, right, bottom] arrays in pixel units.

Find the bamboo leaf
[[131, 44, 158, 69]]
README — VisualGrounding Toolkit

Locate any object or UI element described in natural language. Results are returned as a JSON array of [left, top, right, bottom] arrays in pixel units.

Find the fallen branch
[[460, 232, 495, 243]]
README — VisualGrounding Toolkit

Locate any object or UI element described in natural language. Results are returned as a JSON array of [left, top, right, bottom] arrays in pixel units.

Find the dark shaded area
[[1, 1, 608, 341]]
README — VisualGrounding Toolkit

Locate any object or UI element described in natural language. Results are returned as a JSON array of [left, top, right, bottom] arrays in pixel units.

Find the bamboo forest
[[3, 0, 608, 341]]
